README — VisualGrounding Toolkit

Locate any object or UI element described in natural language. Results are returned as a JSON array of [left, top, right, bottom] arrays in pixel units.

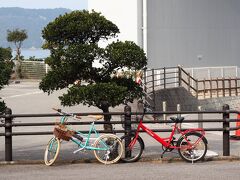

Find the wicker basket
[[53, 125, 74, 141]]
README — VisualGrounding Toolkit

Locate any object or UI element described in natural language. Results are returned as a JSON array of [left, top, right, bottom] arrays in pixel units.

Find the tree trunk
[[100, 101, 112, 131], [15, 47, 21, 79]]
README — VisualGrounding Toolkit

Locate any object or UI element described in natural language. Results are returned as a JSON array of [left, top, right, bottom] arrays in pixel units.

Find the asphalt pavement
[[1, 160, 240, 180]]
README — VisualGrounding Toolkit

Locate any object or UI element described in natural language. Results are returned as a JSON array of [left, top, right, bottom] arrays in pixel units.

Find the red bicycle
[[121, 104, 208, 163]]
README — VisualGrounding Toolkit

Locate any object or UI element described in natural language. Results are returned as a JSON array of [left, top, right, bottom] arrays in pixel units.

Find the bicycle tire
[[120, 134, 144, 163], [44, 137, 60, 166], [93, 134, 123, 164], [177, 132, 207, 163]]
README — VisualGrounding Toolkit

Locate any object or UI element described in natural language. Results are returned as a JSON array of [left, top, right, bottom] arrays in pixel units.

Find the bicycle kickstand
[[160, 148, 168, 158]]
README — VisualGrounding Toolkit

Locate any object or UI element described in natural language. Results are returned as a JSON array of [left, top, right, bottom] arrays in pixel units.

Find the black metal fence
[[1, 104, 240, 162]]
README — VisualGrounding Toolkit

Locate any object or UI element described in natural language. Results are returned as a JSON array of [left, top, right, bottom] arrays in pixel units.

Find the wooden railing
[[143, 66, 240, 108], [197, 78, 240, 98], [178, 67, 198, 97], [143, 67, 179, 108]]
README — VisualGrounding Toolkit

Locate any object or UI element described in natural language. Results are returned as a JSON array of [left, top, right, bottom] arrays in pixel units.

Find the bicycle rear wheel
[[93, 134, 123, 164], [121, 134, 144, 163], [44, 137, 60, 166], [177, 132, 207, 163]]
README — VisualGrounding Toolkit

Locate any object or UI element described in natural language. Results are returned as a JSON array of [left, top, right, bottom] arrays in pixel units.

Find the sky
[[0, 0, 88, 10]]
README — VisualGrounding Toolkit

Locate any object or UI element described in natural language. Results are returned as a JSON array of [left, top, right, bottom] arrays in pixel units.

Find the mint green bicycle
[[44, 109, 123, 165]]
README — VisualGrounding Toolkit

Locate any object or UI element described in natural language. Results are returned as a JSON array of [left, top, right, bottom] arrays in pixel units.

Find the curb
[[139, 155, 240, 163], [1, 155, 240, 165]]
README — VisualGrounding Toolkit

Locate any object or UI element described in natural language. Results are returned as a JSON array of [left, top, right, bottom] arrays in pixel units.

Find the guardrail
[[1, 104, 240, 162]]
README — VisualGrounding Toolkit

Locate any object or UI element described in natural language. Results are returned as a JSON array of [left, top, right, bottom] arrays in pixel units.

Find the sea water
[[13, 48, 50, 59]]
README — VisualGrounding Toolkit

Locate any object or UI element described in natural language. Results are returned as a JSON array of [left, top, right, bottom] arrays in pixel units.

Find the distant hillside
[[0, 7, 71, 48]]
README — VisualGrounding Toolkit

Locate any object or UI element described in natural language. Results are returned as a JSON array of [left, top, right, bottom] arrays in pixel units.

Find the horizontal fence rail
[[1, 105, 240, 162]]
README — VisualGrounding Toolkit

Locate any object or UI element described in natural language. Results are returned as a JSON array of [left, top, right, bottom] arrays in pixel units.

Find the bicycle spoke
[[177, 132, 207, 163], [94, 134, 123, 164]]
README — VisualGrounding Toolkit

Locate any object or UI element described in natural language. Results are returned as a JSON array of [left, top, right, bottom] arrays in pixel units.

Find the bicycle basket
[[120, 115, 139, 130], [53, 125, 75, 141]]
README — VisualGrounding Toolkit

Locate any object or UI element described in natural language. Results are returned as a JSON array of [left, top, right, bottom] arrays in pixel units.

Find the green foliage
[[40, 10, 147, 113], [7, 28, 27, 78], [0, 47, 13, 112], [104, 41, 147, 70], [7, 29, 28, 48], [42, 10, 119, 48], [28, 56, 44, 61], [0, 47, 12, 61], [0, 99, 6, 113], [60, 83, 128, 108], [0, 47, 13, 89]]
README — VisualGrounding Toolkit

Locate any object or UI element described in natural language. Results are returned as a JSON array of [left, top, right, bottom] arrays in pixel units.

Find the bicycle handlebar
[[52, 108, 61, 113], [52, 108, 103, 121], [52, 108, 81, 120]]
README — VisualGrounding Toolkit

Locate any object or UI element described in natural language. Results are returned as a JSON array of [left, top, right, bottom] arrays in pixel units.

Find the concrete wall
[[199, 96, 240, 111], [147, 0, 240, 68], [152, 87, 199, 111], [153, 87, 240, 112]]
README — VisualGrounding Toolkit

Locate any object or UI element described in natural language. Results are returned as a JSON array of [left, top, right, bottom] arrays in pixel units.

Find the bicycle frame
[[59, 116, 109, 151], [130, 118, 205, 150]]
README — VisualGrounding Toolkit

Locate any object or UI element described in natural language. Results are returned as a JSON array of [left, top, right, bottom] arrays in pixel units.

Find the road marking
[[1, 91, 43, 100]]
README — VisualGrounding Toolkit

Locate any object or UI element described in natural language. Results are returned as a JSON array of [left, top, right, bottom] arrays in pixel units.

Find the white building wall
[[88, 0, 139, 45], [89, 0, 240, 69]]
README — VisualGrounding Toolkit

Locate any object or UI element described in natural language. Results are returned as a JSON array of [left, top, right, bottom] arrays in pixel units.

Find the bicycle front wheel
[[44, 137, 60, 166], [93, 134, 123, 164], [177, 132, 207, 163], [121, 134, 144, 163]]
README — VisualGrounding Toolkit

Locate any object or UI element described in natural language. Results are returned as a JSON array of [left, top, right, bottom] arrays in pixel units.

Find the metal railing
[[143, 66, 240, 107], [1, 104, 240, 162]]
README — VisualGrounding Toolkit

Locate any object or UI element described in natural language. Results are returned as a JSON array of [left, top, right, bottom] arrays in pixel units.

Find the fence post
[[163, 67, 166, 89], [5, 108, 13, 161], [203, 79, 206, 98], [216, 78, 219, 97], [222, 78, 225, 97], [178, 66, 182, 87], [163, 101, 167, 121], [124, 105, 132, 158], [144, 68, 147, 93], [229, 78, 231, 96], [152, 69, 156, 109], [177, 104, 181, 129], [187, 73, 190, 92], [196, 80, 198, 99], [210, 79, 212, 98], [198, 106, 203, 128], [222, 104, 230, 156], [235, 78, 238, 96]]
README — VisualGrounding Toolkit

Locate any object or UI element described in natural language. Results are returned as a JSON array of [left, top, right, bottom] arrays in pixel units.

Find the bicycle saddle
[[170, 117, 184, 123]]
